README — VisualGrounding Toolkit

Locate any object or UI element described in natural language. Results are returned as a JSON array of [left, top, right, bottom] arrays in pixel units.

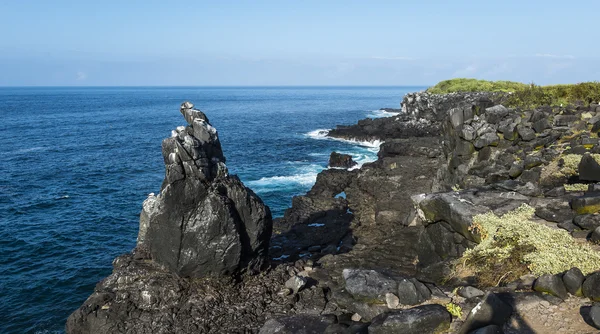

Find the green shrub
[[426, 78, 527, 94], [426, 78, 600, 108], [457, 204, 600, 286], [505, 82, 600, 108]]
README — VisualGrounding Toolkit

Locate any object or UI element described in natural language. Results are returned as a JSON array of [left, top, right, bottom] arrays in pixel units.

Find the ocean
[[0, 86, 424, 333]]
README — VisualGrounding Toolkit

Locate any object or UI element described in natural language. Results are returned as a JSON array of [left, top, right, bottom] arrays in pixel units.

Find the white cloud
[[76, 71, 87, 81], [534, 53, 575, 59]]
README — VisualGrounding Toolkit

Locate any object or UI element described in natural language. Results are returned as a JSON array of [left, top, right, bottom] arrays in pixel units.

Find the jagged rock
[[533, 274, 568, 299], [474, 132, 500, 149], [402, 91, 502, 123], [508, 161, 524, 178], [329, 152, 357, 168], [458, 292, 513, 334], [396, 278, 431, 305], [368, 304, 452, 334], [413, 192, 490, 242], [343, 269, 397, 301], [285, 275, 308, 294], [563, 267, 585, 296], [458, 286, 485, 299], [259, 315, 333, 334], [579, 153, 600, 181], [135, 102, 272, 278], [517, 125, 536, 141], [484, 105, 509, 124], [532, 118, 551, 133], [554, 115, 580, 127]]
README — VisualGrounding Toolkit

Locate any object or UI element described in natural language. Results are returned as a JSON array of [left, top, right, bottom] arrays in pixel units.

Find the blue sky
[[0, 0, 598, 86]]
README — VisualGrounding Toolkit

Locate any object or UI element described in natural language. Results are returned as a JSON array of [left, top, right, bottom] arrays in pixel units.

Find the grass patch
[[426, 78, 527, 94], [426, 78, 600, 108], [455, 204, 600, 286]]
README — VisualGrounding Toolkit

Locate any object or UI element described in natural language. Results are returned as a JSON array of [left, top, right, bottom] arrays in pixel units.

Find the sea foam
[[367, 109, 401, 118]]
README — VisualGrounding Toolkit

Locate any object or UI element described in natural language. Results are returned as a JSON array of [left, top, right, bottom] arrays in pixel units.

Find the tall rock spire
[[136, 102, 272, 277]]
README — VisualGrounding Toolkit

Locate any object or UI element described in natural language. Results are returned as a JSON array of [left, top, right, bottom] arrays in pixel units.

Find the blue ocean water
[[0, 86, 424, 333]]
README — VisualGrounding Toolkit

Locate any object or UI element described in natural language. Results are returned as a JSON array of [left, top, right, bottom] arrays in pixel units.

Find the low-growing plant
[[455, 204, 600, 286], [564, 183, 589, 191], [445, 302, 463, 318]]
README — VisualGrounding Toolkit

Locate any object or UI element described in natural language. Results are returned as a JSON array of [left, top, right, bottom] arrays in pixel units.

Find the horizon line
[[0, 84, 431, 89]]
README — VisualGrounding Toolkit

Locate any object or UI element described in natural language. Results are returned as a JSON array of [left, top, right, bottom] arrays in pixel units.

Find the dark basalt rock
[[136, 102, 272, 277], [573, 214, 600, 230], [259, 314, 334, 334], [562, 267, 585, 296], [579, 153, 600, 181], [396, 277, 431, 305], [368, 304, 452, 334], [533, 274, 568, 299], [458, 292, 513, 334], [329, 151, 357, 169], [582, 272, 600, 302], [343, 269, 397, 301]]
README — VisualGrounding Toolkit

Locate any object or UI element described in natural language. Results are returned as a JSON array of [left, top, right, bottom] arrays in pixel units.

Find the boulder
[[396, 278, 431, 305], [533, 274, 568, 299], [458, 292, 513, 334], [368, 304, 452, 334], [458, 286, 485, 299], [136, 102, 272, 277], [562, 267, 585, 296], [285, 275, 308, 294], [474, 133, 500, 149], [573, 214, 600, 230], [533, 118, 551, 133], [583, 272, 600, 301], [484, 105, 509, 124], [329, 152, 357, 169], [579, 153, 600, 182], [517, 125, 536, 141], [571, 194, 600, 215], [588, 304, 600, 330], [259, 315, 333, 334], [343, 269, 397, 301]]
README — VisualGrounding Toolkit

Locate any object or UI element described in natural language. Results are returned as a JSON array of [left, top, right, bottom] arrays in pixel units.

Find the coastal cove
[[0, 86, 420, 333]]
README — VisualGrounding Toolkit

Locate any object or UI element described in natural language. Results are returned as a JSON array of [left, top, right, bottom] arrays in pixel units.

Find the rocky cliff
[[68, 94, 600, 334]]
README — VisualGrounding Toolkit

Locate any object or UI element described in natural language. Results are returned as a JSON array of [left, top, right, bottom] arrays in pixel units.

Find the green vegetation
[[505, 82, 600, 108], [426, 78, 527, 94], [427, 78, 600, 108], [445, 302, 462, 318], [564, 183, 589, 192], [456, 204, 600, 286]]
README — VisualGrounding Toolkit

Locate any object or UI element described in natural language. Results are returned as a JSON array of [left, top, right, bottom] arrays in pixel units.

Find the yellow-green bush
[[458, 204, 600, 286]]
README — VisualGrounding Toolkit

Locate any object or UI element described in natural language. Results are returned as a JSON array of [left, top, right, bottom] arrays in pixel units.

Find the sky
[[0, 0, 599, 86]]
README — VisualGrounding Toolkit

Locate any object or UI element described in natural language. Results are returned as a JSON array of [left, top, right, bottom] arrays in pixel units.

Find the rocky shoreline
[[68, 91, 600, 333]]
